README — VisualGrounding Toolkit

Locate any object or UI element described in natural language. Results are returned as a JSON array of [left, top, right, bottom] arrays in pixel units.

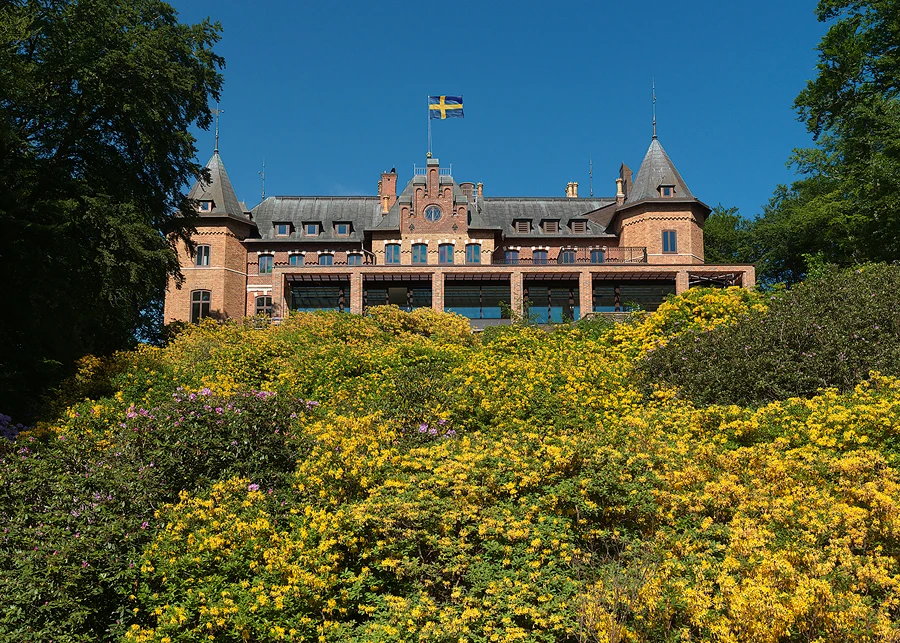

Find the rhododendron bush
[[2, 276, 900, 642]]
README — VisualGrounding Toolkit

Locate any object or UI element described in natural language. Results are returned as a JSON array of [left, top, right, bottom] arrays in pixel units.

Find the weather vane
[[652, 79, 657, 139]]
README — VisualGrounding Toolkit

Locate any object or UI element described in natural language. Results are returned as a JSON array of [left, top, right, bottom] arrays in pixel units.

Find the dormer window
[[571, 220, 587, 234], [659, 185, 675, 197], [513, 220, 531, 234], [275, 223, 291, 236], [199, 201, 213, 212], [304, 222, 319, 236], [334, 222, 351, 236], [542, 220, 560, 234]]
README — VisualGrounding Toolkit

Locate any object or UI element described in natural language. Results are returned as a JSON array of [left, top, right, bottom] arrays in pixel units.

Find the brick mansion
[[164, 134, 755, 327]]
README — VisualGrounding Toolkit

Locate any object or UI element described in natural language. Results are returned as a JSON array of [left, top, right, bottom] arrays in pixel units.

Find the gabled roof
[[187, 152, 249, 219], [251, 196, 381, 242], [627, 137, 693, 203]]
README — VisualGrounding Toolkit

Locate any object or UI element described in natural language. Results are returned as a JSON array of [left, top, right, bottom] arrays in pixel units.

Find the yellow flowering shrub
[[10, 289, 900, 642]]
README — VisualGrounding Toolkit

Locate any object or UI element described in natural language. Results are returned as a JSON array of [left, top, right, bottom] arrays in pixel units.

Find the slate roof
[[475, 197, 617, 237], [187, 152, 250, 219], [626, 137, 694, 203], [237, 145, 691, 242], [251, 196, 382, 242]]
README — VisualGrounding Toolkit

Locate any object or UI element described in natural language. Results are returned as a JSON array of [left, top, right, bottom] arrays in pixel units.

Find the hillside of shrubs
[[2, 265, 900, 643]]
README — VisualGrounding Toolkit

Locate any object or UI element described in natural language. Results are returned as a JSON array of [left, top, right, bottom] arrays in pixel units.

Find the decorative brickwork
[[165, 139, 755, 325]]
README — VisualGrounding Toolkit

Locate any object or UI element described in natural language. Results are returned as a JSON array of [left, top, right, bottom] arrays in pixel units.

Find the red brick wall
[[163, 219, 251, 323]]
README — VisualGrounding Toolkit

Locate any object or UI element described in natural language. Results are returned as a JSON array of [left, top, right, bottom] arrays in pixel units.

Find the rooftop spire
[[652, 79, 657, 140], [211, 102, 224, 154]]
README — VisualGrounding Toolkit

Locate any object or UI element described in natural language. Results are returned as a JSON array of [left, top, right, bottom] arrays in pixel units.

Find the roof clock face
[[424, 205, 442, 223]]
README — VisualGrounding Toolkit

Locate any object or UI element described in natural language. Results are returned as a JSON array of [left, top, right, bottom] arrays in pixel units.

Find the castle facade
[[164, 135, 755, 327]]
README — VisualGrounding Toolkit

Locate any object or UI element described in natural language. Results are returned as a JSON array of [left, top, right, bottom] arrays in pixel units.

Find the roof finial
[[212, 102, 224, 154], [589, 155, 593, 197], [259, 157, 265, 201], [652, 79, 657, 140]]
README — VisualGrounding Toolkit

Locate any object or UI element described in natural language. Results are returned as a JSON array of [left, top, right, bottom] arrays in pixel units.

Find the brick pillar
[[742, 266, 756, 290], [510, 272, 523, 318], [578, 270, 592, 319], [676, 270, 689, 295], [349, 271, 363, 314], [432, 272, 444, 312], [273, 271, 286, 320]]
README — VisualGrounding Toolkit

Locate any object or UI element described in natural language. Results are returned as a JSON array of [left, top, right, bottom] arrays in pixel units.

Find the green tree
[[702, 205, 754, 265], [750, 1, 900, 282], [0, 0, 223, 419]]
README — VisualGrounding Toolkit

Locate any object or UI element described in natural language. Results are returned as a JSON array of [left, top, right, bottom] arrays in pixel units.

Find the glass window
[[533, 250, 548, 265], [662, 230, 677, 253], [255, 296, 273, 316], [190, 290, 210, 323], [424, 205, 442, 222], [275, 223, 290, 236], [289, 254, 304, 266], [590, 249, 605, 264], [335, 223, 350, 236], [412, 243, 428, 264], [662, 186, 672, 197], [347, 253, 363, 266], [385, 244, 400, 265], [318, 254, 334, 266], [439, 244, 454, 264], [560, 249, 576, 264], [465, 243, 481, 264], [195, 245, 210, 267], [258, 255, 273, 275], [305, 223, 318, 236], [199, 201, 212, 212], [505, 249, 519, 265], [290, 283, 348, 313]]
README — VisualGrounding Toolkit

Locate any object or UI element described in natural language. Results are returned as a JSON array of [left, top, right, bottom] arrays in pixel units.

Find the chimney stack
[[379, 169, 398, 214], [615, 178, 625, 205], [566, 182, 579, 198], [476, 182, 484, 199]]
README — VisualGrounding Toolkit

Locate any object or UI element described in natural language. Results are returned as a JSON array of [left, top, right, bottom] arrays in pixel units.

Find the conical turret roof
[[187, 152, 248, 218], [626, 137, 694, 203]]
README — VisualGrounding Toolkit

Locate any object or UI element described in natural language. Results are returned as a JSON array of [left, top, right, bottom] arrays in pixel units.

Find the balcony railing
[[491, 247, 647, 265], [413, 165, 452, 176]]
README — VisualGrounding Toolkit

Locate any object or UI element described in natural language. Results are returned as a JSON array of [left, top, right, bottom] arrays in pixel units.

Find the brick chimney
[[566, 182, 579, 198], [379, 169, 397, 214], [616, 178, 625, 205]]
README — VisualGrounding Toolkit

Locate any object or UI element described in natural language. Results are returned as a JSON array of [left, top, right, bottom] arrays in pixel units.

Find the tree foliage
[[742, 1, 900, 283], [0, 0, 223, 420], [640, 264, 900, 407]]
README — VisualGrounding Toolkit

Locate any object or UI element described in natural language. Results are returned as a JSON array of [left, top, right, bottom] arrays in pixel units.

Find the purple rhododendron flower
[[248, 483, 260, 492]]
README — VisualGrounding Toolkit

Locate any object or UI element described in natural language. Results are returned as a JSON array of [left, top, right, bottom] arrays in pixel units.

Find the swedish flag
[[429, 95, 464, 119]]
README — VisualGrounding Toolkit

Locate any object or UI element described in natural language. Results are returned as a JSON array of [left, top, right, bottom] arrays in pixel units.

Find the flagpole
[[426, 95, 432, 156]]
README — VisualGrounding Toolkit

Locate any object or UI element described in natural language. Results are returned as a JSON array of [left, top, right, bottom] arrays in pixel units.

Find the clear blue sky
[[170, 0, 827, 218]]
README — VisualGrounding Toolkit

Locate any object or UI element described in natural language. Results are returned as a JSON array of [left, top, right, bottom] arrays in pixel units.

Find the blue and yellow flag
[[429, 95, 464, 119]]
